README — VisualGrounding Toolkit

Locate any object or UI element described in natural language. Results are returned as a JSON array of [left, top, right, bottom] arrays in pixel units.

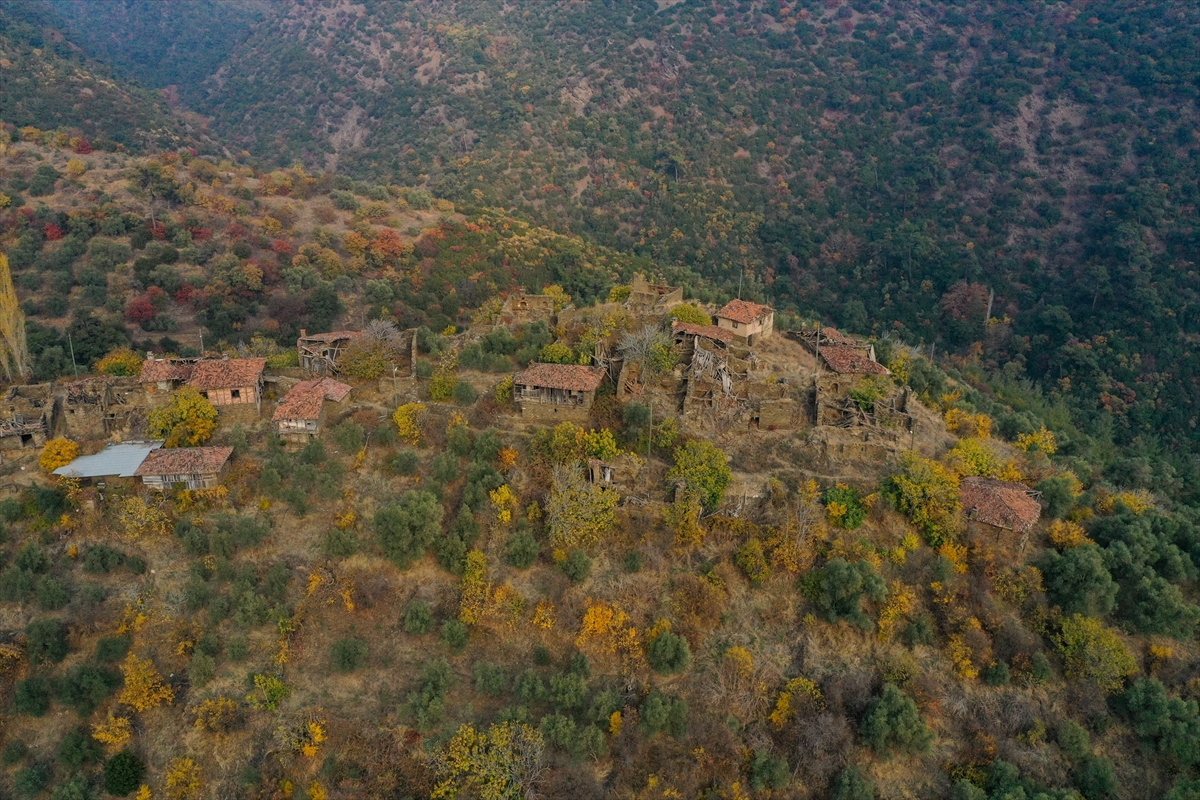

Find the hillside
[[36, 0, 1198, 467], [0, 132, 1198, 800]]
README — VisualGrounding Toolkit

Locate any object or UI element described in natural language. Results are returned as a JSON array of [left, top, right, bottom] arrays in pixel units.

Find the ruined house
[[716, 299, 775, 345], [671, 320, 736, 349], [272, 378, 352, 441], [627, 273, 683, 313], [499, 292, 558, 326], [188, 358, 266, 410], [135, 446, 234, 491], [512, 363, 606, 422], [0, 384, 51, 450], [297, 330, 363, 376], [52, 440, 162, 484], [961, 477, 1042, 534], [57, 378, 137, 440], [139, 356, 197, 394]]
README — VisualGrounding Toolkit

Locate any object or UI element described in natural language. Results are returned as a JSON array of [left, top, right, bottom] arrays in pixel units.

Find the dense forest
[[0, 1, 1199, 799]]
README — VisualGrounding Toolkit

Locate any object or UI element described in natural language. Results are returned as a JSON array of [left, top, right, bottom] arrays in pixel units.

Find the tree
[[104, 750, 146, 796], [1040, 545, 1118, 617], [432, 722, 545, 800], [1116, 678, 1200, 769], [862, 683, 934, 756], [0, 253, 30, 380], [831, 766, 876, 800], [26, 618, 69, 664], [118, 654, 174, 712], [667, 439, 732, 511], [148, 387, 218, 447], [805, 558, 886, 629], [884, 452, 961, 544], [667, 304, 712, 326], [545, 466, 619, 555], [96, 347, 144, 377], [1054, 615, 1137, 692], [375, 491, 444, 568], [647, 630, 691, 675], [39, 437, 79, 473]]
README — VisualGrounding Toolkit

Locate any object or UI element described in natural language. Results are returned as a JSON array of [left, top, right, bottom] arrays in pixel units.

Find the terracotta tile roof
[[273, 378, 352, 422], [717, 299, 773, 325], [188, 358, 266, 391], [816, 327, 858, 346], [672, 320, 736, 345], [514, 363, 606, 392], [961, 476, 1042, 533], [135, 446, 233, 477], [298, 330, 362, 344], [139, 358, 194, 384], [819, 346, 891, 375]]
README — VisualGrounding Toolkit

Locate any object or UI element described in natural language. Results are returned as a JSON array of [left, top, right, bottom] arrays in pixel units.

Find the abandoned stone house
[[139, 356, 198, 394], [272, 377, 352, 440], [512, 363, 606, 422], [57, 378, 142, 440], [961, 476, 1043, 534], [188, 358, 266, 410], [499, 292, 558, 325], [0, 384, 51, 450], [716, 299, 775, 345], [627, 273, 684, 312], [297, 330, 362, 376], [671, 320, 736, 349], [135, 446, 234, 491]]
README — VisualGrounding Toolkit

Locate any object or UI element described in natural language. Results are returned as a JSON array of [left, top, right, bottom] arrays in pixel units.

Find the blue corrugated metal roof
[[53, 441, 164, 479]]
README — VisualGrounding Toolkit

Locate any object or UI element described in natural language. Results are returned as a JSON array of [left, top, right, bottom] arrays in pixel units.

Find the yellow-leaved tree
[[1054, 614, 1137, 692], [118, 654, 175, 711], [95, 347, 144, 377], [40, 437, 79, 473], [884, 452, 961, 545], [432, 722, 545, 800], [148, 387, 218, 447], [0, 253, 29, 381], [544, 466, 619, 556]]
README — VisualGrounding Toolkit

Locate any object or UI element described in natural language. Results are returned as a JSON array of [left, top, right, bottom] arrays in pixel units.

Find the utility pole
[[67, 331, 78, 377]]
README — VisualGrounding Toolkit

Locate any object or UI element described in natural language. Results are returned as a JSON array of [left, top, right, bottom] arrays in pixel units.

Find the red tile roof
[[672, 320, 736, 345], [139, 358, 194, 384], [514, 363, 606, 392], [273, 378, 352, 422], [717, 299, 773, 325], [135, 446, 233, 477], [188, 358, 266, 391], [961, 477, 1042, 533], [819, 347, 890, 375], [815, 327, 858, 346], [298, 330, 362, 344]]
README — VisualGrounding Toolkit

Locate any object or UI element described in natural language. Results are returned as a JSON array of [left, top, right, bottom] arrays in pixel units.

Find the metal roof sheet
[[53, 441, 164, 479]]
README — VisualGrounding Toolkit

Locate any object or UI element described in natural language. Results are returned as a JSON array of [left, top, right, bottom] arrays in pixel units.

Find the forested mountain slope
[[191, 0, 1200, 460], [0, 1, 189, 150]]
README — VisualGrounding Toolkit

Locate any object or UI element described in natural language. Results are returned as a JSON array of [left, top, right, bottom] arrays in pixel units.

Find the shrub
[[1075, 755, 1117, 799], [1057, 720, 1091, 762], [14, 676, 52, 716], [647, 631, 692, 675], [35, 576, 69, 610], [452, 380, 478, 404], [473, 661, 506, 696], [393, 449, 420, 475], [188, 652, 217, 688], [504, 527, 539, 569], [513, 669, 547, 703], [561, 549, 592, 583], [984, 661, 1011, 687], [404, 600, 433, 635], [323, 527, 358, 558], [1115, 678, 1200, 768], [441, 619, 469, 652], [104, 750, 146, 796], [331, 638, 369, 672], [96, 635, 131, 662], [57, 726, 103, 768], [735, 538, 770, 584], [861, 684, 934, 757], [804, 558, 887, 629], [831, 766, 876, 800], [374, 491, 444, 568], [26, 618, 69, 664], [641, 692, 688, 737], [408, 658, 452, 733], [58, 663, 120, 715], [2, 740, 28, 765], [668, 303, 712, 326], [749, 750, 790, 791], [14, 762, 52, 797], [330, 420, 365, 452], [1054, 615, 1137, 692], [549, 671, 588, 710], [824, 485, 868, 529], [1040, 545, 1117, 617]]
